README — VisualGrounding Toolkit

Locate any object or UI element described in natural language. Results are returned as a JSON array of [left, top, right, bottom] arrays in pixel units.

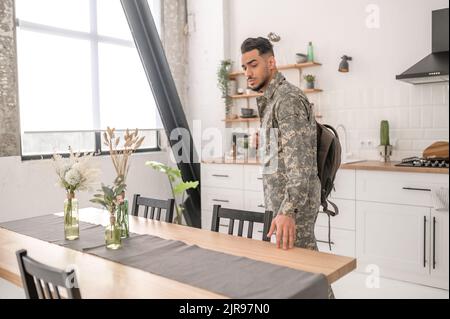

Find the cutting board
[[423, 141, 449, 159]]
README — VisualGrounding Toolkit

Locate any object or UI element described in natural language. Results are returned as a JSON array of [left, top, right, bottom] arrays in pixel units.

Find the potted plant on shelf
[[145, 161, 199, 225], [303, 74, 316, 89], [217, 59, 233, 119], [377, 120, 393, 162]]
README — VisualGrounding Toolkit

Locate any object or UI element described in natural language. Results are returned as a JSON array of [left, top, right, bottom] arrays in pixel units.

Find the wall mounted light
[[338, 55, 352, 72]]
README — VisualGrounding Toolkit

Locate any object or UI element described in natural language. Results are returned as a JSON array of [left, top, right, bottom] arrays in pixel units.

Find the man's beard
[[249, 71, 270, 92]]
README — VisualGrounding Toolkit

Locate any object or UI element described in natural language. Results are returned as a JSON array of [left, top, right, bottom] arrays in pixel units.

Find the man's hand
[[267, 214, 296, 249]]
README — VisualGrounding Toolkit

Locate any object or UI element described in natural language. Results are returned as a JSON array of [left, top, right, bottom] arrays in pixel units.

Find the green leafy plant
[[217, 59, 233, 116], [145, 161, 199, 224], [90, 177, 127, 223], [303, 74, 315, 83]]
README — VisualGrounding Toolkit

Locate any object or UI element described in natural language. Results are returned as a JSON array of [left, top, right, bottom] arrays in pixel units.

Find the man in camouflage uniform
[[240, 37, 334, 299]]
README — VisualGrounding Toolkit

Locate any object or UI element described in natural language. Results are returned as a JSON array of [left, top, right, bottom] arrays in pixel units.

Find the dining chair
[[15, 249, 81, 299], [211, 205, 274, 242], [131, 194, 175, 223]]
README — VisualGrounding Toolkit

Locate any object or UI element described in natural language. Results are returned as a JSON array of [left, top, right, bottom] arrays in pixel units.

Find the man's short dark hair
[[241, 37, 274, 56]]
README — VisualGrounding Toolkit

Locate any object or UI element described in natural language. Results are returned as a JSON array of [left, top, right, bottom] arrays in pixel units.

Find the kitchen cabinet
[[430, 209, 449, 289], [315, 225, 356, 257], [356, 202, 449, 289], [356, 201, 431, 281], [356, 170, 446, 207], [355, 170, 449, 289], [201, 163, 355, 249], [201, 164, 267, 241], [201, 163, 449, 289]]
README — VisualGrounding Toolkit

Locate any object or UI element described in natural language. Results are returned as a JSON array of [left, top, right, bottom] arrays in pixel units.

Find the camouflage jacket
[[256, 71, 320, 218]]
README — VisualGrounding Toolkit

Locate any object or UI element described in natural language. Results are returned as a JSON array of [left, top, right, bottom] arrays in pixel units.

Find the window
[[15, 0, 163, 157]]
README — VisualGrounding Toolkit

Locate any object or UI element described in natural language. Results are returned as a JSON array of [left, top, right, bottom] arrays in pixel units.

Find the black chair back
[[211, 205, 273, 242], [131, 194, 175, 223], [16, 249, 81, 299]]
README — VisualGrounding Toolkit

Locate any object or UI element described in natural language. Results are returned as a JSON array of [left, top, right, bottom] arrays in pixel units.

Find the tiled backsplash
[[315, 83, 449, 160]]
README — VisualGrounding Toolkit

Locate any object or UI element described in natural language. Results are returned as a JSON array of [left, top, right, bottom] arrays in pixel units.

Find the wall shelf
[[223, 115, 322, 122], [230, 88, 322, 99], [228, 61, 322, 79], [222, 117, 261, 123], [303, 88, 323, 93]]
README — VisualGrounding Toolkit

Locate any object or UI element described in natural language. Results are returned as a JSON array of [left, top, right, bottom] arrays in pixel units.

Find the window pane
[[97, 0, 161, 40], [17, 30, 93, 132], [97, 0, 132, 40], [98, 42, 162, 130], [15, 0, 90, 32], [21, 132, 95, 156]]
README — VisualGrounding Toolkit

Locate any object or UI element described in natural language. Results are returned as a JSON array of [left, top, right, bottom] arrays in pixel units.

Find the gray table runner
[[1, 214, 328, 299]]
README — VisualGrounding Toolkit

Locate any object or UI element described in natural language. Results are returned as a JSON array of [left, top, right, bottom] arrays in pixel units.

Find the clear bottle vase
[[116, 198, 129, 238], [64, 192, 79, 240], [105, 214, 122, 250]]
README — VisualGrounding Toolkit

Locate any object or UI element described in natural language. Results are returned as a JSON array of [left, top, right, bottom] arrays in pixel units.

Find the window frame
[[15, 0, 162, 160], [20, 129, 161, 161]]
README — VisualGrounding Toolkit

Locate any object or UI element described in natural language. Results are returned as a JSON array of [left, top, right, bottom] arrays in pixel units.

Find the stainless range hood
[[396, 8, 449, 84]]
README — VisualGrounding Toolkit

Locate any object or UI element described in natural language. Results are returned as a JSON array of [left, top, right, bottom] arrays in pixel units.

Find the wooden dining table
[[0, 208, 356, 298]]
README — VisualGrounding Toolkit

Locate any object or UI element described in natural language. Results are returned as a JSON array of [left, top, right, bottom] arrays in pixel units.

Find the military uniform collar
[[257, 71, 285, 116], [263, 71, 285, 100]]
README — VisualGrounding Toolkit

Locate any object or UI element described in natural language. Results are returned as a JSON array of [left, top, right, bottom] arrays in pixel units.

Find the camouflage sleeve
[[275, 93, 315, 218]]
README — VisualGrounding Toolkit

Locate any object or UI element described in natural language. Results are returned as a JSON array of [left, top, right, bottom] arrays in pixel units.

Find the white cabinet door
[[317, 198, 356, 230], [315, 225, 355, 257], [356, 201, 431, 285], [356, 170, 448, 207], [243, 165, 264, 192], [201, 164, 244, 189], [244, 190, 266, 213], [201, 187, 244, 212], [331, 169, 356, 200], [201, 210, 212, 230], [430, 209, 449, 289]]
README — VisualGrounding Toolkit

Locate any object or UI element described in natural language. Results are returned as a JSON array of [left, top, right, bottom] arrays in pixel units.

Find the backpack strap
[[322, 199, 339, 251], [325, 199, 339, 217]]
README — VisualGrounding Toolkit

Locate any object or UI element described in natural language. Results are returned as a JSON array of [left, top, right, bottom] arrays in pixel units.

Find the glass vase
[[64, 192, 79, 240], [116, 198, 129, 238], [105, 214, 122, 250]]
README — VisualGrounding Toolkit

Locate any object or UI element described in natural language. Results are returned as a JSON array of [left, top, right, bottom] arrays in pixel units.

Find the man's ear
[[267, 55, 276, 70]]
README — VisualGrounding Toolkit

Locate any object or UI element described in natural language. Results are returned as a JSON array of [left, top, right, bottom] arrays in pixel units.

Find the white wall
[[187, 0, 449, 160], [186, 0, 230, 159], [0, 151, 172, 222]]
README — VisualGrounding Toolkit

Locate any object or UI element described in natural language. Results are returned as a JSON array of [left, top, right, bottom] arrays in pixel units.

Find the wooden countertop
[[202, 159, 449, 174], [340, 160, 449, 174]]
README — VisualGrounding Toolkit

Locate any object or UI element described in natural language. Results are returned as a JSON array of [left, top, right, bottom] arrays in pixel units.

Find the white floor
[[1, 272, 448, 299], [331, 272, 449, 299]]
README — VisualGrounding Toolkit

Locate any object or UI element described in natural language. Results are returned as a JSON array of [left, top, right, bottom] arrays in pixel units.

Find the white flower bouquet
[[52, 147, 100, 195], [52, 147, 100, 240]]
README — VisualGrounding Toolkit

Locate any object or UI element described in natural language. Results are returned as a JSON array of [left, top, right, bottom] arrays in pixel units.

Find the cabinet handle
[[433, 216, 436, 270], [403, 187, 431, 192], [212, 199, 229, 203], [257, 177, 263, 180], [257, 204, 265, 208], [423, 216, 427, 268], [212, 174, 229, 178], [317, 239, 335, 246], [219, 223, 228, 227]]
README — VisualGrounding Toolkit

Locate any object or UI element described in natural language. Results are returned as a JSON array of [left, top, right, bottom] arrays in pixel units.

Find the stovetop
[[396, 157, 449, 168]]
